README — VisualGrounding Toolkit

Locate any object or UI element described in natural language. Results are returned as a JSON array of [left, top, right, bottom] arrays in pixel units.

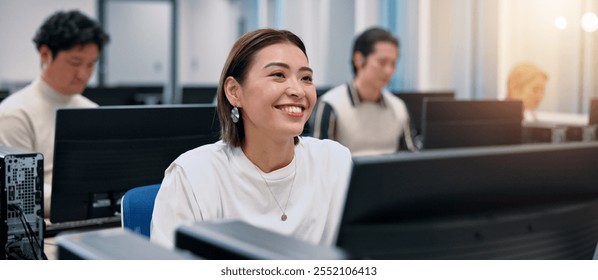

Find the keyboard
[[44, 216, 121, 237]]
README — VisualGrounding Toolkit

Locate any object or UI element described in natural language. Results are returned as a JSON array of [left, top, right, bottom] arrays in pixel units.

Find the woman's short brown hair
[[507, 63, 548, 98], [216, 28, 308, 147]]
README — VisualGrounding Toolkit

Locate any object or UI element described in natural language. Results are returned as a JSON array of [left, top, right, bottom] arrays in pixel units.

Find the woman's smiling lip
[[275, 104, 306, 117]]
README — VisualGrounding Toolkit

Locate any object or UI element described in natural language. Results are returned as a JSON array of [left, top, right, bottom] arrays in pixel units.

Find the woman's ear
[[353, 52, 365, 70], [224, 76, 241, 107]]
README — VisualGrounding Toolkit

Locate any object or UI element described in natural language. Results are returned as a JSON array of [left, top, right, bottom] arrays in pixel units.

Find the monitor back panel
[[338, 142, 598, 259], [83, 86, 163, 106], [181, 86, 218, 104], [51, 105, 220, 223], [421, 100, 523, 149], [0, 89, 9, 103], [589, 98, 598, 125], [393, 91, 455, 136]]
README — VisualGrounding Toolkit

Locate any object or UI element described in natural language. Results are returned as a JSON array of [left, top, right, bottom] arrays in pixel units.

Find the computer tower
[[0, 145, 44, 260]]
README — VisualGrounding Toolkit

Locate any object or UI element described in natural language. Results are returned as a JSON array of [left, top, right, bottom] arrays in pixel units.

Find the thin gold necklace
[[251, 156, 297, 221]]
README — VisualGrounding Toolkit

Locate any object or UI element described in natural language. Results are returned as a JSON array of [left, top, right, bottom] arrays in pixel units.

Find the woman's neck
[[242, 135, 295, 173]]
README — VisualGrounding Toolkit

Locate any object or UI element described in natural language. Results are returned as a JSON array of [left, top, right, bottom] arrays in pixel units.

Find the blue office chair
[[121, 184, 161, 238]]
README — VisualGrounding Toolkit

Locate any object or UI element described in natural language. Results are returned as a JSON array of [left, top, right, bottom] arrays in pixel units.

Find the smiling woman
[[224, 44, 315, 152], [150, 29, 353, 249]]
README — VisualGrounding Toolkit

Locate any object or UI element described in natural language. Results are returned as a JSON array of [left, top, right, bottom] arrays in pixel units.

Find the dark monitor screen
[[393, 91, 455, 136], [316, 87, 332, 98], [82, 85, 163, 106], [589, 98, 598, 125], [338, 142, 598, 259], [301, 87, 333, 136], [57, 228, 196, 260], [181, 86, 218, 104], [50, 104, 220, 223], [175, 220, 347, 260], [0, 89, 9, 102], [421, 99, 523, 149]]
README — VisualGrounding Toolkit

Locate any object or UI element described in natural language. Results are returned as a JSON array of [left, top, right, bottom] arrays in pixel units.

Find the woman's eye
[[302, 75, 313, 82], [272, 72, 285, 78]]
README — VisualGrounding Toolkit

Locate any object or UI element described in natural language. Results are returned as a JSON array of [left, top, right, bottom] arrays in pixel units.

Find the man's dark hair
[[33, 10, 110, 58], [351, 27, 399, 76]]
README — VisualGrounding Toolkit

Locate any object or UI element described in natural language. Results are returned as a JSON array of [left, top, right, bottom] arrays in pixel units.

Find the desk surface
[[44, 237, 57, 260], [535, 111, 589, 125]]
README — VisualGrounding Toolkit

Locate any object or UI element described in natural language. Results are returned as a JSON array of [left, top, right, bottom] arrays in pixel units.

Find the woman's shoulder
[[173, 140, 228, 167], [299, 137, 351, 158], [298, 137, 352, 181]]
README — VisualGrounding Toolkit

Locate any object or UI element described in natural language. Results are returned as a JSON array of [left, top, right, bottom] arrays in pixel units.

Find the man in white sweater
[[0, 10, 110, 217]]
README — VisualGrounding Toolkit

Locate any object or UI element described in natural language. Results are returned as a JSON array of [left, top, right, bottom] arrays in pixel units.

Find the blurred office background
[[0, 0, 597, 114]]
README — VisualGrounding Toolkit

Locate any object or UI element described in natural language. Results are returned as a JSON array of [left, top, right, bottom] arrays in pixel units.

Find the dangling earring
[[231, 106, 240, 123]]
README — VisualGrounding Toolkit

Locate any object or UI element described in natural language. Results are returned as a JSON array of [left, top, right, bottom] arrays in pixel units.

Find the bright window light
[[554, 16, 567, 30], [581, 12, 598, 33]]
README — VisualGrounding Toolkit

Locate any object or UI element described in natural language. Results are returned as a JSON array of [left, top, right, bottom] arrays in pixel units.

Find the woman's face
[[515, 76, 547, 110], [235, 42, 316, 142]]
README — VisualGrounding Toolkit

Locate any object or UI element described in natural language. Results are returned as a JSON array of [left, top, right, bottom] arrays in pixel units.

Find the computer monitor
[[589, 98, 598, 125], [82, 85, 163, 106], [316, 86, 332, 98], [393, 91, 455, 137], [57, 228, 197, 260], [0, 89, 9, 102], [50, 104, 220, 223], [337, 142, 598, 259], [421, 99, 523, 149], [181, 86, 218, 104], [175, 220, 348, 260], [302, 87, 334, 136]]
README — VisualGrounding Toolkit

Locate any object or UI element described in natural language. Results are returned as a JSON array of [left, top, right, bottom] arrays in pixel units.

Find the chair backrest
[[121, 184, 161, 238]]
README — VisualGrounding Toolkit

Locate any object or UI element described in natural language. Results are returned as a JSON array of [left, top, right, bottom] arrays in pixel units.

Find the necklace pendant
[[281, 214, 287, 221]]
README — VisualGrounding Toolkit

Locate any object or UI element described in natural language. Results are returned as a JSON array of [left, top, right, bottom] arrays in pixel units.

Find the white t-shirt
[[0, 78, 97, 217], [150, 137, 352, 248]]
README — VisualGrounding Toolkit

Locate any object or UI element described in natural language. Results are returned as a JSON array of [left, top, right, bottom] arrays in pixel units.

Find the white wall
[[321, 0, 354, 87], [178, 0, 239, 85], [499, 0, 585, 113], [0, 0, 596, 115], [281, 0, 354, 88], [105, 1, 171, 85], [399, 0, 593, 114], [394, 0, 422, 90]]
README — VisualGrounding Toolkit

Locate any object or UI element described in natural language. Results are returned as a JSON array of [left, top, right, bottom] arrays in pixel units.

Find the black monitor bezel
[[338, 142, 598, 259], [50, 104, 220, 223], [392, 91, 455, 136], [421, 99, 523, 149]]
